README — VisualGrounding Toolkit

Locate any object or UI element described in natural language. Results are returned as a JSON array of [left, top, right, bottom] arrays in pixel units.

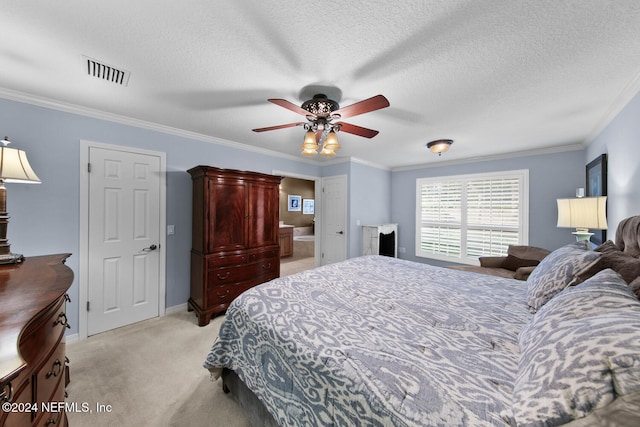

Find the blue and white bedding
[[204, 255, 533, 426]]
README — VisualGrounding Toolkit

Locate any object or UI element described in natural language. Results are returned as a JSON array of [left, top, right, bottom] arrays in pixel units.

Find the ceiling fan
[[252, 93, 390, 157]]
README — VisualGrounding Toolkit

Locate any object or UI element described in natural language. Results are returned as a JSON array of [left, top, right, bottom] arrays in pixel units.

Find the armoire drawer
[[249, 248, 279, 262], [206, 253, 249, 269], [207, 257, 276, 284]]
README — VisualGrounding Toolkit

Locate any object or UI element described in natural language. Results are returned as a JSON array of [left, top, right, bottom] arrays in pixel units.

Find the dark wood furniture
[[278, 226, 293, 258], [1, 254, 74, 427], [188, 166, 282, 326]]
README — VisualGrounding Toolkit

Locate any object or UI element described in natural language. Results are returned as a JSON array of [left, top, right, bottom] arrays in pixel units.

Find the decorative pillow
[[526, 241, 601, 313], [576, 240, 640, 285], [512, 269, 640, 426], [502, 255, 540, 272]]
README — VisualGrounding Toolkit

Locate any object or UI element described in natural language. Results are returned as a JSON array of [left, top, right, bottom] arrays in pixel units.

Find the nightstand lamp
[[0, 136, 41, 264], [557, 196, 607, 242]]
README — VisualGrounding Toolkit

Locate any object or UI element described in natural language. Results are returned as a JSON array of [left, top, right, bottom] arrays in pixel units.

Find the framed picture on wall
[[586, 153, 607, 244], [288, 195, 301, 211], [302, 199, 315, 214]]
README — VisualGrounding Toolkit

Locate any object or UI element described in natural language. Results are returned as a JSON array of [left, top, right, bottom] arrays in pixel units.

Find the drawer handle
[[216, 272, 231, 280], [64, 293, 71, 302], [46, 359, 63, 379], [54, 312, 71, 329], [262, 262, 272, 270], [45, 418, 57, 425], [216, 289, 230, 299], [1, 382, 13, 403]]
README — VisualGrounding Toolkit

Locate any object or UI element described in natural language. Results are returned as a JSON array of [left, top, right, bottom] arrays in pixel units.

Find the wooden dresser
[[0, 254, 74, 427], [188, 166, 282, 326]]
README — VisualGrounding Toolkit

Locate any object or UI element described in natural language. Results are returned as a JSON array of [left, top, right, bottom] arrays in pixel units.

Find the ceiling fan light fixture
[[254, 92, 389, 158], [426, 139, 453, 156], [324, 130, 340, 149], [302, 146, 318, 156], [320, 146, 336, 157], [301, 130, 319, 156], [320, 130, 340, 157]]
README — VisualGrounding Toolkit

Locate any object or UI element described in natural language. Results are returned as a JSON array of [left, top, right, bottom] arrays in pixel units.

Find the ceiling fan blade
[[252, 122, 306, 132], [268, 99, 316, 117], [336, 122, 380, 139], [333, 95, 390, 119]]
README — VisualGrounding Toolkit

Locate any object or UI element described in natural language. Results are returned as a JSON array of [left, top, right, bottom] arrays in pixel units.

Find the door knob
[[142, 244, 158, 252], [337, 231, 344, 235]]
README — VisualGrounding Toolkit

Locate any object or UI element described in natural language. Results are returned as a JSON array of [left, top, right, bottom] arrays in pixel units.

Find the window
[[415, 170, 529, 264]]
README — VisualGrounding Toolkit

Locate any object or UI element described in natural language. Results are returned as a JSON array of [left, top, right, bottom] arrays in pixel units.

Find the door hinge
[[88, 163, 92, 173], [87, 301, 90, 311]]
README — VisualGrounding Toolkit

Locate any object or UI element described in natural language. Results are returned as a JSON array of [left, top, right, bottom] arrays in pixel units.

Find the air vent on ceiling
[[83, 55, 130, 86]]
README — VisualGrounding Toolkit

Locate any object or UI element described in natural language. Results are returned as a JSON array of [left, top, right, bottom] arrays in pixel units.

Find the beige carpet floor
[[67, 311, 249, 427], [66, 258, 315, 426]]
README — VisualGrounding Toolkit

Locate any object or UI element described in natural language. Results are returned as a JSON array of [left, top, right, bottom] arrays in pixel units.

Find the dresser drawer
[[36, 341, 66, 405], [1, 378, 33, 427], [36, 407, 64, 427], [19, 298, 68, 366]]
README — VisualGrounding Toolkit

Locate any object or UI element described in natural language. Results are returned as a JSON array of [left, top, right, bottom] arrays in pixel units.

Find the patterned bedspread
[[204, 255, 532, 426]]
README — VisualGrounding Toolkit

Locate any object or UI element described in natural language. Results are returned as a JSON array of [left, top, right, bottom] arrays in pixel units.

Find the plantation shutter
[[416, 170, 528, 264]]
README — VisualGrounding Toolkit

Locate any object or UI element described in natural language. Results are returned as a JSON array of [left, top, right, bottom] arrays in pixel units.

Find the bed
[[204, 216, 640, 426]]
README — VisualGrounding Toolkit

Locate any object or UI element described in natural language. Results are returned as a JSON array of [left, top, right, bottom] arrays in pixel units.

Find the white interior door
[[321, 175, 347, 265], [87, 146, 162, 335]]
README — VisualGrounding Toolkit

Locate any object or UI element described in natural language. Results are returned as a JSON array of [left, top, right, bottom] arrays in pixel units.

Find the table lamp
[[557, 196, 607, 242], [0, 136, 41, 264]]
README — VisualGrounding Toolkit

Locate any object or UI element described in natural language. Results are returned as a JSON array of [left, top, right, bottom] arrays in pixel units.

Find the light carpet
[[67, 257, 315, 427], [66, 311, 250, 427]]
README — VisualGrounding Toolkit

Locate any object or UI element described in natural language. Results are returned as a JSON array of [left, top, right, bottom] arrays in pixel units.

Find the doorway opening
[[278, 176, 316, 276]]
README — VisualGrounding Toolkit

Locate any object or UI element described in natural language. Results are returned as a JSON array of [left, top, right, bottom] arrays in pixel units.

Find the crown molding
[[584, 69, 640, 145], [0, 88, 321, 164]]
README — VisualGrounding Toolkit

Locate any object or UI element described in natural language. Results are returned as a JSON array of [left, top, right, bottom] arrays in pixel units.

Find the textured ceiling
[[2, 0, 640, 169]]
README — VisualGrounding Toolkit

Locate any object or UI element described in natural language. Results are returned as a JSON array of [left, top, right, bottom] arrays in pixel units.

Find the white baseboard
[[165, 302, 188, 315], [65, 333, 79, 344], [66, 303, 189, 343]]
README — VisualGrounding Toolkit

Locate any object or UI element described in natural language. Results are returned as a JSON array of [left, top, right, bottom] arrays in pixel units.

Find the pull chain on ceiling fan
[[252, 93, 390, 157]]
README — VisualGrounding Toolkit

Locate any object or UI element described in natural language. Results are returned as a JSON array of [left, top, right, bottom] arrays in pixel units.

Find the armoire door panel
[[248, 183, 280, 248], [208, 181, 248, 252]]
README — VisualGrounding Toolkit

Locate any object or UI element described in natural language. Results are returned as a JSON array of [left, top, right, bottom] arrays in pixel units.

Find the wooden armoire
[[188, 166, 282, 326]]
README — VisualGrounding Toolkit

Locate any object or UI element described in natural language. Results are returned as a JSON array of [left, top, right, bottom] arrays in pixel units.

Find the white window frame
[[415, 169, 529, 265]]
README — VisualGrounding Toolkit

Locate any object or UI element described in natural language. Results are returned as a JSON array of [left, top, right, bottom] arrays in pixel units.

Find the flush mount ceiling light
[[426, 139, 453, 156], [253, 91, 389, 157]]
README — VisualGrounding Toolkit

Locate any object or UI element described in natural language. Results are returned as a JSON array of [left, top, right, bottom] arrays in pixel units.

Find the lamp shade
[[0, 145, 41, 183], [557, 196, 607, 230]]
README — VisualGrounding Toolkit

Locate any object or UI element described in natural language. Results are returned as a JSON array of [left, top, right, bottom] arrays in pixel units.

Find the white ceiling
[[2, 1, 640, 169]]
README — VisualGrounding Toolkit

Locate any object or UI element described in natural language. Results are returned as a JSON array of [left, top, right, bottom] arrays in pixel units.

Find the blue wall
[[390, 150, 586, 267], [0, 98, 322, 335], [586, 91, 640, 231], [349, 161, 392, 257]]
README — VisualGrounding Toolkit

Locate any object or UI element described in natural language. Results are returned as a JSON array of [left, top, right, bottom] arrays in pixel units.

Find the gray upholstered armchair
[[450, 245, 551, 280]]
